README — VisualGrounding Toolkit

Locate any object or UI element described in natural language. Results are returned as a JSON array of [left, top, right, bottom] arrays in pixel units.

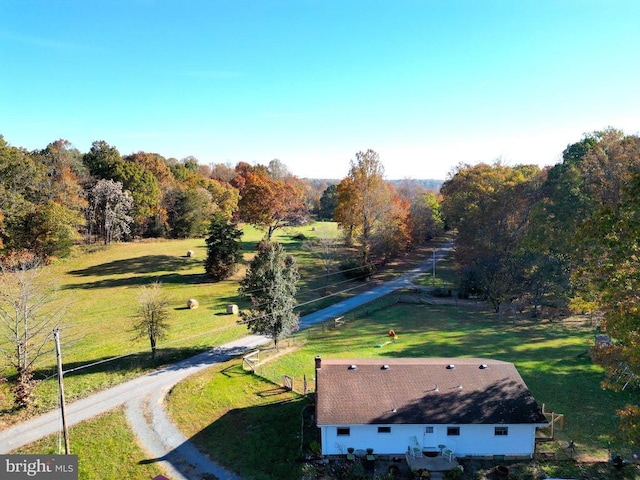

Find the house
[[314, 357, 548, 459]]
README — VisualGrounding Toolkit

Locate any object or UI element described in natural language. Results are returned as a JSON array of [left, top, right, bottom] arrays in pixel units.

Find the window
[[337, 427, 350, 436], [425, 426, 434, 434], [447, 427, 460, 436], [377, 426, 391, 434], [495, 426, 509, 436]]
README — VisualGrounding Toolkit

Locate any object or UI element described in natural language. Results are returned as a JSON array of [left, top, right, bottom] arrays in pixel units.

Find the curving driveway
[[0, 243, 452, 479]]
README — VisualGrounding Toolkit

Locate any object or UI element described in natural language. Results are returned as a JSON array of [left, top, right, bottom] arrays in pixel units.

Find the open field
[[0, 222, 355, 424], [167, 294, 639, 480], [6, 228, 634, 479]]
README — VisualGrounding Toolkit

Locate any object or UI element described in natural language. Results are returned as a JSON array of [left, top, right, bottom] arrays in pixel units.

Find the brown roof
[[315, 357, 547, 426]]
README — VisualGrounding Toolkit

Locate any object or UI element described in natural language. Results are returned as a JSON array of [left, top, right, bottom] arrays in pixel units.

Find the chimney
[[315, 356, 322, 370]]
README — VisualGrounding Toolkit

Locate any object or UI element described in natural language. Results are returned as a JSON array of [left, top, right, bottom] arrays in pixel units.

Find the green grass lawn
[[168, 359, 309, 480], [167, 296, 638, 480], [0, 222, 343, 423], [5, 228, 637, 479], [13, 408, 164, 480]]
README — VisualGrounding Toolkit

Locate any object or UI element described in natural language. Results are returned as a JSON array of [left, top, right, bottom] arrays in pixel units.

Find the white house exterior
[[315, 357, 548, 458]]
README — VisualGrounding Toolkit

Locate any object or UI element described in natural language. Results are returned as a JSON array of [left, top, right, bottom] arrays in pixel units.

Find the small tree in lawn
[[239, 242, 299, 349], [133, 282, 170, 359], [204, 214, 243, 281]]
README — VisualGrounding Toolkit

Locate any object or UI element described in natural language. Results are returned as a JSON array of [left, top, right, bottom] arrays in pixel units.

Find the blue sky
[[1, 1, 639, 180]]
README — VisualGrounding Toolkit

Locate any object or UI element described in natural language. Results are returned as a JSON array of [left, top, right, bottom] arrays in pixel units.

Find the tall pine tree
[[238, 242, 299, 349]]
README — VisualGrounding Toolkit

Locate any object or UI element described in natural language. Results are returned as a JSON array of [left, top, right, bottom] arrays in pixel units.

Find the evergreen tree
[[204, 215, 242, 281], [238, 242, 299, 349]]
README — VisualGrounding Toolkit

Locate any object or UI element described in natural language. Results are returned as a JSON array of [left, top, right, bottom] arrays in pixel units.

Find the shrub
[[339, 258, 375, 280]]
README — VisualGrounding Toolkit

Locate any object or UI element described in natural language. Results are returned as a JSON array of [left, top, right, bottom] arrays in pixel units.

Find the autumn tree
[[577, 167, 640, 443], [203, 178, 239, 221], [29, 140, 87, 257], [205, 214, 243, 281], [441, 162, 544, 310], [376, 195, 412, 260], [0, 253, 65, 408], [133, 282, 171, 359], [209, 162, 236, 182], [233, 162, 307, 239], [410, 191, 444, 244], [525, 130, 640, 315], [334, 149, 392, 264], [238, 242, 299, 349], [267, 158, 290, 179]]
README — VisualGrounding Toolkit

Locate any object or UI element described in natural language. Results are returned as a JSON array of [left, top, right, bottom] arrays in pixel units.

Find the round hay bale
[[187, 298, 199, 309], [226, 304, 239, 315], [186, 250, 194, 257]]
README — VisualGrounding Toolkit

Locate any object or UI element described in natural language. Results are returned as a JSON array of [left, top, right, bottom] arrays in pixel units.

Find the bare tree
[[133, 282, 171, 359], [303, 225, 339, 295], [0, 253, 65, 408], [86, 179, 133, 244]]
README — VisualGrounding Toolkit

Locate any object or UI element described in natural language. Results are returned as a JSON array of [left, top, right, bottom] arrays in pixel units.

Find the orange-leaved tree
[[233, 162, 306, 239]]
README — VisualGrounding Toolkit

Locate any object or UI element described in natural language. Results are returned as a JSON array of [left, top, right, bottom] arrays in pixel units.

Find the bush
[[339, 258, 375, 280], [443, 465, 463, 480]]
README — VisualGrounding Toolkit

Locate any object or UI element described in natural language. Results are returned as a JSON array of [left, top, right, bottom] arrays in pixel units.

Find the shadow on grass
[[139, 396, 312, 480], [62, 271, 212, 290], [68, 255, 202, 277], [31, 346, 211, 381]]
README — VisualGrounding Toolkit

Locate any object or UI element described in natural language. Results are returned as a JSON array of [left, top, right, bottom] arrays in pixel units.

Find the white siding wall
[[320, 424, 539, 457], [321, 425, 426, 456], [453, 424, 538, 457]]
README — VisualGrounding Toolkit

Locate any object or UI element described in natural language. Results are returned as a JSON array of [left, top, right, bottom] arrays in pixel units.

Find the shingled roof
[[315, 357, 547, 426]]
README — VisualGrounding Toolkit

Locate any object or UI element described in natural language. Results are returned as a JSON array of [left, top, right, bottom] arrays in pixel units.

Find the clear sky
[[1, 1, 639, 180]]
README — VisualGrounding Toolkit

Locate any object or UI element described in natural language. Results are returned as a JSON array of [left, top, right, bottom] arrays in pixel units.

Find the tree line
[[439, 128, 640, 444], [0, 137, 443, 263]]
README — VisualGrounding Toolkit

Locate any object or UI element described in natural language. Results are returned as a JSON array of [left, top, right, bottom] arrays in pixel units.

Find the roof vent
[[434, 384, 439, 392], [446, 364, 455, 369], [479, 364, 489, 369], [348, 364, 358, 370], [382, 364, 390, 370]]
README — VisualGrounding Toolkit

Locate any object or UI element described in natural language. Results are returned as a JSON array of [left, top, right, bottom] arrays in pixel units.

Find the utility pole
[[53, 329, 70, 454]]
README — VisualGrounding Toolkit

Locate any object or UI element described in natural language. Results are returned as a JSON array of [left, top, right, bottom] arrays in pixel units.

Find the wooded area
[[439, 128, 640, 444], [0, 137, 443, 264]]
